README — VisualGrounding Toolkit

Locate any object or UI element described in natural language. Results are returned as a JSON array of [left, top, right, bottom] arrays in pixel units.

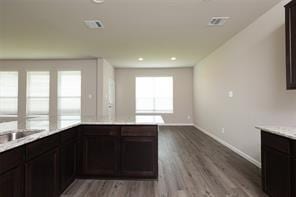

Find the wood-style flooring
[[62, 126, 266, 197]]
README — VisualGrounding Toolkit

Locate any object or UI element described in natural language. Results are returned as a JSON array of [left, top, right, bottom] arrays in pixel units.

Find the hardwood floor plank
[[62, 126, 266, 197]]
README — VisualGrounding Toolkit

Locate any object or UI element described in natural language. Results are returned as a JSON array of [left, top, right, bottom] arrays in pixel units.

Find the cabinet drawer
[[82, 125, 120, 136], [121, 126, 157, 137], [26, 134, 59, 161], [0, 147, 24, 175], [261, 131, 291, 154], [61, 128, 77, 143]]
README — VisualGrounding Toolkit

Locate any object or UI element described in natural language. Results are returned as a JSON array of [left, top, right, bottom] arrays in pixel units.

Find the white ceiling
[[0, 0, 281, 68]]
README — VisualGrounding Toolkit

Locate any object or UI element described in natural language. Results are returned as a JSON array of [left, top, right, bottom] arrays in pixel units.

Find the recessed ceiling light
[[171, 57, 177, 61], [92, 0, 104, 4], [138, 57, 144, 61]]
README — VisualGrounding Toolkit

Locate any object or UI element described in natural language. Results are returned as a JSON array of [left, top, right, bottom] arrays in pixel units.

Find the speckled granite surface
[[0, 115, 164, 153], [256, 126, 296, 140]]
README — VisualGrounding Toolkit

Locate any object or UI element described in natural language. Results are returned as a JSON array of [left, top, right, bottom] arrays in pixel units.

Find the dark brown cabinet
[[121, 137, 157, 178], [0, 124, 159, 196], [0, 166, 24, 197], [261, 147, 291, 197], [78, 125, 158, 179], [60, 141, 77, 192], [60, 128, 77, 192], [25, 134, 60, 197], [261, 131, 296, 197], [0, 147, 24, 197], [293, 159, 296, 196], [25, 148, 59, 197], [81, 126, 120, 176], [120, 126, 158, 178], [286, 0, 296, 89]]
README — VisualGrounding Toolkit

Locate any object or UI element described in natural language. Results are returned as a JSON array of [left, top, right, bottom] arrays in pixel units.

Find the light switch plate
[[228, 91, 233, 98]]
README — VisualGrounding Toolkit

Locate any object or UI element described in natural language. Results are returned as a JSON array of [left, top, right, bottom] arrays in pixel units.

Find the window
[[136, 77, 173, 113], [27, 71, 50, 116], [26, 117, 49, 131], [58, 71, 81, 117], [0, 72, 18, 116]]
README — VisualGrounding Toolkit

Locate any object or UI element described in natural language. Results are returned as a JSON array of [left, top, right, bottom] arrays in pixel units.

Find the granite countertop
[[0, 115, 164, 153], [256, 126, 296, 140]]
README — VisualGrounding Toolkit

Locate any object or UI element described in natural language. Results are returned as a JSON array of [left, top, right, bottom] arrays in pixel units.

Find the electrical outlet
[[187, 115, 191, 120], [221, 128, 225, 134]]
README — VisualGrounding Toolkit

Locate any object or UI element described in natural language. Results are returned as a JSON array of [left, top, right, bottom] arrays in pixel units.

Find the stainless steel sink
[[0, 130, 45, 144]]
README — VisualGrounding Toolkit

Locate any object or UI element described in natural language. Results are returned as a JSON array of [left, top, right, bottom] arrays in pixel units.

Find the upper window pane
[[58, 71, 81, 117], [0, 72, 18, 115], [136, 77, 173, 113], [27, 71, 50, 116]]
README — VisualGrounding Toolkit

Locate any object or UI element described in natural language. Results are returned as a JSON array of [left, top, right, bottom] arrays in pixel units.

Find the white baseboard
[[193, 124, 261, 168], [161, 123, 194, 126]]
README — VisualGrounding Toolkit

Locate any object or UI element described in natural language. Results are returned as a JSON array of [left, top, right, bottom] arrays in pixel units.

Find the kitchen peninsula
[[256, 126, 296, 197], [0, 115, 163, 197]]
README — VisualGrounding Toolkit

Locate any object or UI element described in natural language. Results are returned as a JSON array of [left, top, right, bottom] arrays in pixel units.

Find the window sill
[[136, 111, 174, 114]]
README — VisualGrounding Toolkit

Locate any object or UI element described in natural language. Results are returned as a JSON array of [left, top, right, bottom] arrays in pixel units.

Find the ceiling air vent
[[208, 17, 230, 26], [84, 20, 104, 29]]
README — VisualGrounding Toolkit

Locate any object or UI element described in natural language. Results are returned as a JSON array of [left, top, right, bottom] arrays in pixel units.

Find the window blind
[[0, 72, 18, 115], [26, 71, 50, 116], [58, 71, 81, 117]]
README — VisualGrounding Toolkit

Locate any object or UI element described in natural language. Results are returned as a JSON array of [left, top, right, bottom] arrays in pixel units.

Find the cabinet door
[[121, 137, 157, 178], [25, 149, 59, 197], [286, 1, 296, 89], [261, 147, 291, 197], [82, 135, 119, 176], [60, 141, 77, 192], [0, 166, 24, 197], [293, 159, 296, 197]]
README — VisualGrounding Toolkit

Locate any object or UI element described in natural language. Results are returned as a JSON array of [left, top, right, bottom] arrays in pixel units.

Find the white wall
[[115, 68, 193, 124], [193, 0, 296, 167], [0, 59, 112, 118]]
